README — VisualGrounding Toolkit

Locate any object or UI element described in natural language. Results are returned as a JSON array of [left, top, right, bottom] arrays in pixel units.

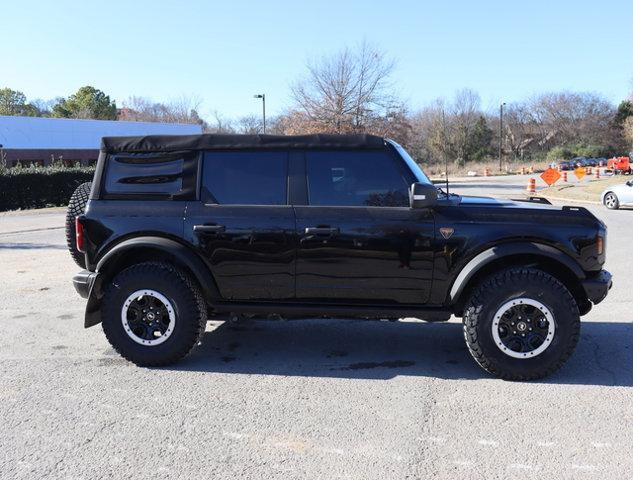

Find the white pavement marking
[[477, 439, 499, 446]]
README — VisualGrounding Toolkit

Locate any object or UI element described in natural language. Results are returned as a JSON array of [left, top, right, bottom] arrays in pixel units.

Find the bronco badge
[[440, 227, 454, 239]]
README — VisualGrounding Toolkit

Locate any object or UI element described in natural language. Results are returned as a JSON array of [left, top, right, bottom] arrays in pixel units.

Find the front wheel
[[603, 192, 619, 210], [463, 268, 580, 380], [102, 262, 207, 367]]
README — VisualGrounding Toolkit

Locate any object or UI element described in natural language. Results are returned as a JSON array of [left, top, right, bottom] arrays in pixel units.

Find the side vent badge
[[440, 227, 454, 240]]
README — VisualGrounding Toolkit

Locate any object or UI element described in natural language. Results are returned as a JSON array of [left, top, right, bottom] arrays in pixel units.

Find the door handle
[[193, 224, 225, 234], [304, 227, 339, 236]]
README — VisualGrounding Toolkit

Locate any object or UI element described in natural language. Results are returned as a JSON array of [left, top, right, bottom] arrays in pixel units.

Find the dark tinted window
[[307, 151, 411, 207], [105, 153, 185, 195], [202, 151, 287, 205]]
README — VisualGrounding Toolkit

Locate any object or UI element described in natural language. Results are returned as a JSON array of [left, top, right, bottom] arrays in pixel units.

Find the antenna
[[441, 108, 449, 196], [445, 152, 449, 196]]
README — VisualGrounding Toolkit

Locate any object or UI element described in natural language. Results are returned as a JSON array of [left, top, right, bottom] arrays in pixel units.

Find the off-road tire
[[65, 182, 92, 267], [603, 192, 619, 210], [463, 268, 580, 381], [102, 262, 207, 367]]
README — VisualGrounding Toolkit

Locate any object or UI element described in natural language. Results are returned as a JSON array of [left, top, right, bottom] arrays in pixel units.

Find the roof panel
[[101, 133, 386, 153]]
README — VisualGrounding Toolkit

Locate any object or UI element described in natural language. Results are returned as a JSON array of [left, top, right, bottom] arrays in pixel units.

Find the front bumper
[[582, 270, 612, 305], [72, 270, 98, 299]]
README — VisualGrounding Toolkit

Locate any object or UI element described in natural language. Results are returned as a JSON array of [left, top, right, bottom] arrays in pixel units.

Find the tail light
[[75, 216, 85, 253], [596, 235, 604, 256]]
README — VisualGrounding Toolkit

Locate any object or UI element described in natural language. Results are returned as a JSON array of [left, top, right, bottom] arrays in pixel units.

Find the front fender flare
[[448, 242, 586, 305]]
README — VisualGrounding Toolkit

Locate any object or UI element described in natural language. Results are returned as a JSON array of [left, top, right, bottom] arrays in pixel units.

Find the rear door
[[184, 150, 295, 301], [294, 149, 435, 304]]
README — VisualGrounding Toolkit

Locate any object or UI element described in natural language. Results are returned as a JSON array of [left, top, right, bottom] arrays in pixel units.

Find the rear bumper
[[72, 270, 98, 299], [582, 270, 612, 305]]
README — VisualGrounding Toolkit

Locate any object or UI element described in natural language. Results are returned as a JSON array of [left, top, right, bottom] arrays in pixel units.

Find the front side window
[[306, 151, 412, 207], [202, 151, 287, 205]]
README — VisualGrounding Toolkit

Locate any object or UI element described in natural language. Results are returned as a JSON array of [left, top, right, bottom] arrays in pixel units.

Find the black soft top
[[101, 133, 386, 154]]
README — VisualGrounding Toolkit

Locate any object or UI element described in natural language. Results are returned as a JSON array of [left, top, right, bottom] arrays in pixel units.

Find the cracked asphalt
[[1, 179, 632, 479]]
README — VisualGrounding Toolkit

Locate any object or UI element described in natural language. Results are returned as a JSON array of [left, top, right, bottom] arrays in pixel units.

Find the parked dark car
[[558, 160, 575, 171], [572, 157, 588, 167], [68, 134, 612, 380]]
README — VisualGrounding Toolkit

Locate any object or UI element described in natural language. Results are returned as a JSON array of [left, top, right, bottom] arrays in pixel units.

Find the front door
[[295, 150, 435, 304], [185, 150, 295, 301]]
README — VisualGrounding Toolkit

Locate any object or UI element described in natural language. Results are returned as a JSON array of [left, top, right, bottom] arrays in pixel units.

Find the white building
[[0, 116, 202, 166]]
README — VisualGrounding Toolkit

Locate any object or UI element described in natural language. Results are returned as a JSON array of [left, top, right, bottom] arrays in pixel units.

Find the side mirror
[[627, 181, 633, 187], [410, 183, 438, 209]]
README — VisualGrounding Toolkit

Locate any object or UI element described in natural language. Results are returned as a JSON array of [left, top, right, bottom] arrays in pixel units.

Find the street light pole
[[499, 102, 506, 172], [253, 94, 266, 134]]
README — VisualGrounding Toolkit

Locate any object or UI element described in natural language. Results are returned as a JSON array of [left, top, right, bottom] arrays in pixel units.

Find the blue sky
[[3, 0, 632, 120]]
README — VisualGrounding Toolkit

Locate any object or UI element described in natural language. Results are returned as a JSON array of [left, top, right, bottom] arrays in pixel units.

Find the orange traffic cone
[[527, 178, 536, 194], [563, 172, 568, 182], [520, 167, 526, 175], [595, 168, 600, 179], [484, 167, 490, 177]]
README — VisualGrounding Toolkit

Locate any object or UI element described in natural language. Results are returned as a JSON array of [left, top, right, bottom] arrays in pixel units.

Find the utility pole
[[499, 102, 506, 171], [253, 94, 266, 133]]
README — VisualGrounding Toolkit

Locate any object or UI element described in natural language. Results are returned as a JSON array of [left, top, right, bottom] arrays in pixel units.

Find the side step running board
[[212, 302, 451, 322]]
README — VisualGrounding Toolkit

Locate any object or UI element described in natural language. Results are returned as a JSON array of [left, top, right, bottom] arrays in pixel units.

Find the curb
[[537, 194, 601, 205]]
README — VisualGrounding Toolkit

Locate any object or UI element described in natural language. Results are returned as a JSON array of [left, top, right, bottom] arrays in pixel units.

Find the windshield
[[388, 140, 432, 185]]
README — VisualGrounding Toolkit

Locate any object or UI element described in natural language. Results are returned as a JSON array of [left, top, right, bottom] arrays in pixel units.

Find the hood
[[454, 194, 605, 229], [458, 195, 562, 210]]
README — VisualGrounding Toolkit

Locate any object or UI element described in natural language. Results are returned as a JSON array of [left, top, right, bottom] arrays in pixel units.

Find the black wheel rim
[[492, 298, 555, 359], [121, 290, 176, 346]]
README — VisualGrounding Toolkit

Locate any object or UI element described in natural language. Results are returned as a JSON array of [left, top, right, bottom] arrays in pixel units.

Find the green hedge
[[0, 165, 95, 211]]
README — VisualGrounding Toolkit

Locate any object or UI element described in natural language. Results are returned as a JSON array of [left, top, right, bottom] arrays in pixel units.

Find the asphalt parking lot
[[1, 180, 632, 480]]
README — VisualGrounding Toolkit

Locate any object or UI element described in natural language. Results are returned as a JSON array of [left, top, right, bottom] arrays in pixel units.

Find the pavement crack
[[43, 419, 118, 476]]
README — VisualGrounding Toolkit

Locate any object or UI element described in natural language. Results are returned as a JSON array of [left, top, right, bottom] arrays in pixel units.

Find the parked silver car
[[602, 181, 633, 209]]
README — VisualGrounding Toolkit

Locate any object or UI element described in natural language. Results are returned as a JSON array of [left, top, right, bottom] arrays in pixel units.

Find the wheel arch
[[85, 236, 220, 328], [450, 242, 590, 317]]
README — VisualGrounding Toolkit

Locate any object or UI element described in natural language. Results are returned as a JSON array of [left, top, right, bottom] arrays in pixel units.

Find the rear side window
[[104, 152, 192, 197], [202, 151, 288, 205], [306, 151, 412, 207]]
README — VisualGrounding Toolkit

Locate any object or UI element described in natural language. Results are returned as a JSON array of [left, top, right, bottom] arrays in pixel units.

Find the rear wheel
[[463, 268, 580, 380], [603, 192, 619, 210], [102, 262, 207, 367], [65, 182, 92, 267]]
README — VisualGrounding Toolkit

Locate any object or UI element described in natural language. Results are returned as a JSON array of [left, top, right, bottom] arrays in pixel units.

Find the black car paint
[[76, 142, 611, 327]]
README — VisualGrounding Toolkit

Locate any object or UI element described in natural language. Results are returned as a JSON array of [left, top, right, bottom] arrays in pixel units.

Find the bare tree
[[528, 92, 615, 146], [120, 95, 207, 128], [451, 89, 481, 164], [409, 90, 492, 166], [624, 117, 633, 150], [235, 114, 264, 134], [290, 42, 399, 133], [201, 110, 233, 133]]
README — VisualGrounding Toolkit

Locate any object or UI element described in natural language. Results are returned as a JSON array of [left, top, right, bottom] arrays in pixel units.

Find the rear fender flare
[[84, 236, 219, 328]]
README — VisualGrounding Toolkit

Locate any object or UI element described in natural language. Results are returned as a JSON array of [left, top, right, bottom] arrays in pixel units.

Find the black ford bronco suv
[[68, 134, 611, 380]]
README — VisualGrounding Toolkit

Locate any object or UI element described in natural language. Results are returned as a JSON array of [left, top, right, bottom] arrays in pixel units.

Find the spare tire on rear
[[65, 182, 92, 268]]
